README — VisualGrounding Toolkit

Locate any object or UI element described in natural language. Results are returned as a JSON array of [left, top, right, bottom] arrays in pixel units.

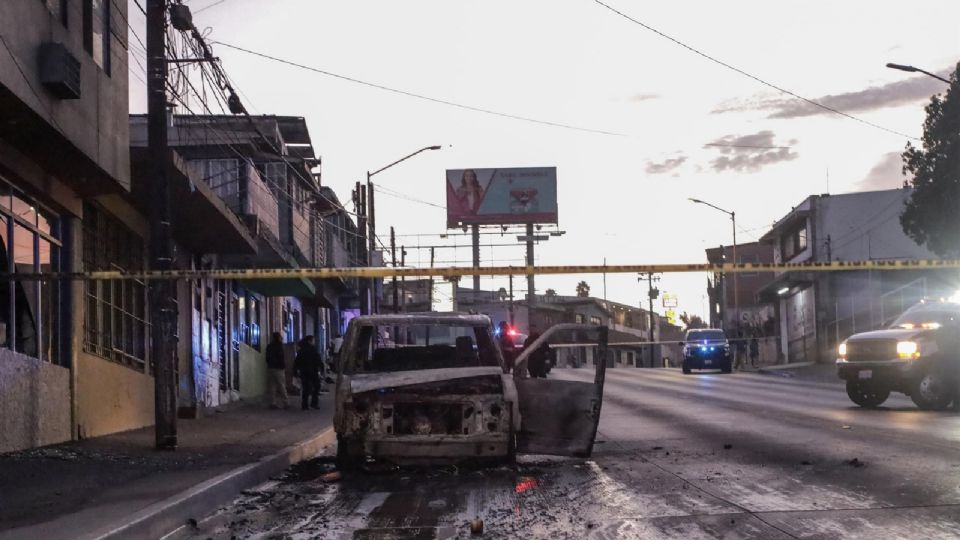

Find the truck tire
[[846, 381, 890, 408], [910, 371, 954, 410]]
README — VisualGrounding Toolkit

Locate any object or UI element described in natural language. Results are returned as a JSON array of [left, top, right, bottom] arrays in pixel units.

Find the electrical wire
[[213, 41, 628, 137], [592, 0, 918, 141]]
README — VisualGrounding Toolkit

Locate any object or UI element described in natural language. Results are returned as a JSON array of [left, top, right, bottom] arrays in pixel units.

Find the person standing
[[265, 332, 289, 409], [524, 327, 548, 378], [734, 331, 747, 371], [497, 321, 516, 372], [749, 336, 760, 368], [295, 336, 322, 410]]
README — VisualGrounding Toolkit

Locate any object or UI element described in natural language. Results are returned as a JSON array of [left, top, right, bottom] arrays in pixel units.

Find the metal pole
[[390, 226, 398, 313], [400, 246, 406, 312], [147, 0, 177, 450], [472, 224, 480, 292], [356, 183, 368, 314], [525, 223, 535, 303], [367, 175, 376, 314], [508, 273, 515, 325], [731, 212, 738, 334], [648, 273, 655, 368]]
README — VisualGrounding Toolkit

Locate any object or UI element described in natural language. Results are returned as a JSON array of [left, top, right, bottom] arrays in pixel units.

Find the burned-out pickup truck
[[333, 313, 608, 466]]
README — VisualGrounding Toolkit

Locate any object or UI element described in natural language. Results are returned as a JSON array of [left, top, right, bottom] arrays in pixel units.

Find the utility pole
[[400, 246, 406, 312], [366, 177, 377, 314], [390, 226, 398, 313], [147, 0, 177, 450], [731, 211, 738, 335], [471, 224, 480, 292], [508, 274, 515, 325], [639, 272, 659, 368], [356, 181, 368, 314], [525, 223, 535, 303]]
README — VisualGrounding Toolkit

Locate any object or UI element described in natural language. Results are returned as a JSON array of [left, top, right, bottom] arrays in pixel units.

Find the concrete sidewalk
[[758, 361, 841, 383], [0, 394, 335, 540]]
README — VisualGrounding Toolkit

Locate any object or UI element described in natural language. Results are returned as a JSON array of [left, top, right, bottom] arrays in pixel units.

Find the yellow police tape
[[1, 259, 959, 281]]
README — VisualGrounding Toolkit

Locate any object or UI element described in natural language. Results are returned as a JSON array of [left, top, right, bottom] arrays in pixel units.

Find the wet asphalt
[[174, 368, 960, 539]]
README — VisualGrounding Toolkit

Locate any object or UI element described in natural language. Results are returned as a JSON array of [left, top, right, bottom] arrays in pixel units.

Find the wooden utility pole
[[147, 0, 177, 449], [390, 226, 398, 313]]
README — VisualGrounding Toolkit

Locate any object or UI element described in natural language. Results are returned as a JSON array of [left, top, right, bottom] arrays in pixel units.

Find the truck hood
[[349, 366, 505, 394], [846, 328, 927, 342]]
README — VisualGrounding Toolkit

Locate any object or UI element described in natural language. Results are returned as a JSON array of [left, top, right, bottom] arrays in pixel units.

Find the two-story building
[[0, 0, 145, 451], [757, 189, 951, 364]]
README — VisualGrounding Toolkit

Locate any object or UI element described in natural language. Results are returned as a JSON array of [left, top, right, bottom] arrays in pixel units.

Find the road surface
[[175, 368, 960, 539]]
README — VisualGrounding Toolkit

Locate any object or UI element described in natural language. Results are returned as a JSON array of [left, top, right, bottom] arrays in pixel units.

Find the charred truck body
[[334, 314, 607, 466]]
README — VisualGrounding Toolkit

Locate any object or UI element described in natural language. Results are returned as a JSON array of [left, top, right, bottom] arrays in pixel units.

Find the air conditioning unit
[[38, 42, 81, 99]]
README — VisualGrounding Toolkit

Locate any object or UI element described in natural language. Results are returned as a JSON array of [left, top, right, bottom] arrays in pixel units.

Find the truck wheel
[[910, 371, 954, 410], [846, 381, 890, 408]]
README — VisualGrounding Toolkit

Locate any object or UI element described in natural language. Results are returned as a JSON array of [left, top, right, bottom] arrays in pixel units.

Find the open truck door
[[512, 324, 608, 457]]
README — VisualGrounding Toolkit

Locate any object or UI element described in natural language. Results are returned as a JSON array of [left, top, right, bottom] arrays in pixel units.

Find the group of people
[[496, 321, 550, 378], [264, 332, 343, 410], [732, 334, 762, 370]]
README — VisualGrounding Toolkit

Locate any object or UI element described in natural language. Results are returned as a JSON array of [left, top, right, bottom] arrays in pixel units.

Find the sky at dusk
[[127, 0, 960, 320]]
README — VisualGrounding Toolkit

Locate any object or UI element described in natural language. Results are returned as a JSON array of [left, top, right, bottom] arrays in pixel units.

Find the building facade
[[757, 189, 950, 364]]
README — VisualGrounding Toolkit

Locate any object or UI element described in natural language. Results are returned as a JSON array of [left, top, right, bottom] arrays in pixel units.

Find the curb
[[82, 427, 336, 540]]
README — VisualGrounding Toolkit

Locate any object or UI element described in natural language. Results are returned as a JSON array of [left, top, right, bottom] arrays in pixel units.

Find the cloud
[[629, 93, 659, 103], [707, 131, 798, 172], [857, 151, 904, 191], [646, 155, 686, 174], [713, 67, 951, 119]]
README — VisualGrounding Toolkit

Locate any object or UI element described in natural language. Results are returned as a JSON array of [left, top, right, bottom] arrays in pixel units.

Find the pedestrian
[[295, 335, 323, 410], [265, 332, 289, 409], [497, 321, 516, 372], [749, 336, 760, 368], [524, 326, 548, 378], [330, 333, 344, 373], [734, 331, 747, 370]]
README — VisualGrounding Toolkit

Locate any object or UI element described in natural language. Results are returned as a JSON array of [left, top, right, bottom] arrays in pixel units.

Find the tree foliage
[[545, 288, 557, 297], [679, 312, 707, 331], [575, 281, 590, 297], [900, 63, 960, 257]]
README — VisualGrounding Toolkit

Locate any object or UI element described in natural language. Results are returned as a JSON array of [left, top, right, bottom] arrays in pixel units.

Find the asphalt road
[[175, 368, 960, 539]]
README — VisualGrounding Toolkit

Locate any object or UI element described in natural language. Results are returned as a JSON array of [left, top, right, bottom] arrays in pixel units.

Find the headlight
[[837, 343, 847, 358], [896, 341, 920, 359]]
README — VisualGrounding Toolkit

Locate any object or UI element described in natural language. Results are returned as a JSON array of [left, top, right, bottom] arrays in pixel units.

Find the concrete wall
[[74, 352, 154, 439], [238, 343, 267, 401], [0, 0, 130, 188], [818, 189, 933, 262], [0, 348, 71, 453]]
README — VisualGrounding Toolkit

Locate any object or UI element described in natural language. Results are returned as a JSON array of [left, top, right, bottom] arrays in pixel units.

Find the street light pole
[[886, 63, 951, 84], [689, 198, 739, 334], [364, 145, 441, 315]]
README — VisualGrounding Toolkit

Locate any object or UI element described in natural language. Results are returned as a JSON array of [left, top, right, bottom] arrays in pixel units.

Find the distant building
[[757, 189, 951, 364], [705, 241, 777, 336]]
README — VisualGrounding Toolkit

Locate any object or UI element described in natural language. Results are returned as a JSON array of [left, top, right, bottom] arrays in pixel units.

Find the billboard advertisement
[[446, 167, 558, 228]]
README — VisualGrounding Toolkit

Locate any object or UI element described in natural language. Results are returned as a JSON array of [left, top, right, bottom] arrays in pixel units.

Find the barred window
[[83, 202, 148, 370]]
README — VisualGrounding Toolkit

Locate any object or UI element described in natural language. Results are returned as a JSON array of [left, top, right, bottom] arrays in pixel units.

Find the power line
[[212, 41, 629, 137], [592, 0, 919, 141], [194, 0, 230, 14]]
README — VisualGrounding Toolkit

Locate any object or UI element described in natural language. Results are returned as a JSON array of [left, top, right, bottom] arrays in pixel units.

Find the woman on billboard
[[455, 169, 484, 214]]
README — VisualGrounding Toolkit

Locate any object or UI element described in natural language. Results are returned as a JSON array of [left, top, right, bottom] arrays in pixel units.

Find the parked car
[[333, 313, 608, 467], [837, 299, 960, 410], [682, 328, 732, 374]]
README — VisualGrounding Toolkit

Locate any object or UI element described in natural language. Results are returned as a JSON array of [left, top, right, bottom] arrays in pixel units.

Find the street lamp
[[364, 145, 442, 315], [886, 63, 951, 84], [689, 198, 738, 333]]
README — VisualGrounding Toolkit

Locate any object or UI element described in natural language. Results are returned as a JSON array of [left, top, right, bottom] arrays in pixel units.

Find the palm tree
[[575, 281, 590, 298]]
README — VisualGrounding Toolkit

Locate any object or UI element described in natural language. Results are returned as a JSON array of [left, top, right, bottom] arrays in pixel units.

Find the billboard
[[446, 167, 558, 228]]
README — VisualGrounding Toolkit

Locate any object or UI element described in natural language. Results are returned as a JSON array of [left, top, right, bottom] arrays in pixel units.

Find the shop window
[[83, 202, 148, 370]]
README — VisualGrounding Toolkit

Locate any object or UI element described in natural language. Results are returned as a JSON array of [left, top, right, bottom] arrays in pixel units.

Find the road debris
[[723, 444, 733, 450], [470, 516, 484, 535], [845, 458, 865, 468], [321, 471, 342, 483]]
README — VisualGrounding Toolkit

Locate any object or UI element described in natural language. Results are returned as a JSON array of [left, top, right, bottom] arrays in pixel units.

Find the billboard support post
[[472, 224, 480, 292], [526, 223, 535, 304]]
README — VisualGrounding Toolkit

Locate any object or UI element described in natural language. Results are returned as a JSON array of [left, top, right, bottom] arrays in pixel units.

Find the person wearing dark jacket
[[524, 328, 548, 378], [295, 336, 323, 410], [265, 332, 289, 409]]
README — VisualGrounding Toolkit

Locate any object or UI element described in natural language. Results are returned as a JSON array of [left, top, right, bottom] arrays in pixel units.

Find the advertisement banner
[[446, 167, 558, 227]]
